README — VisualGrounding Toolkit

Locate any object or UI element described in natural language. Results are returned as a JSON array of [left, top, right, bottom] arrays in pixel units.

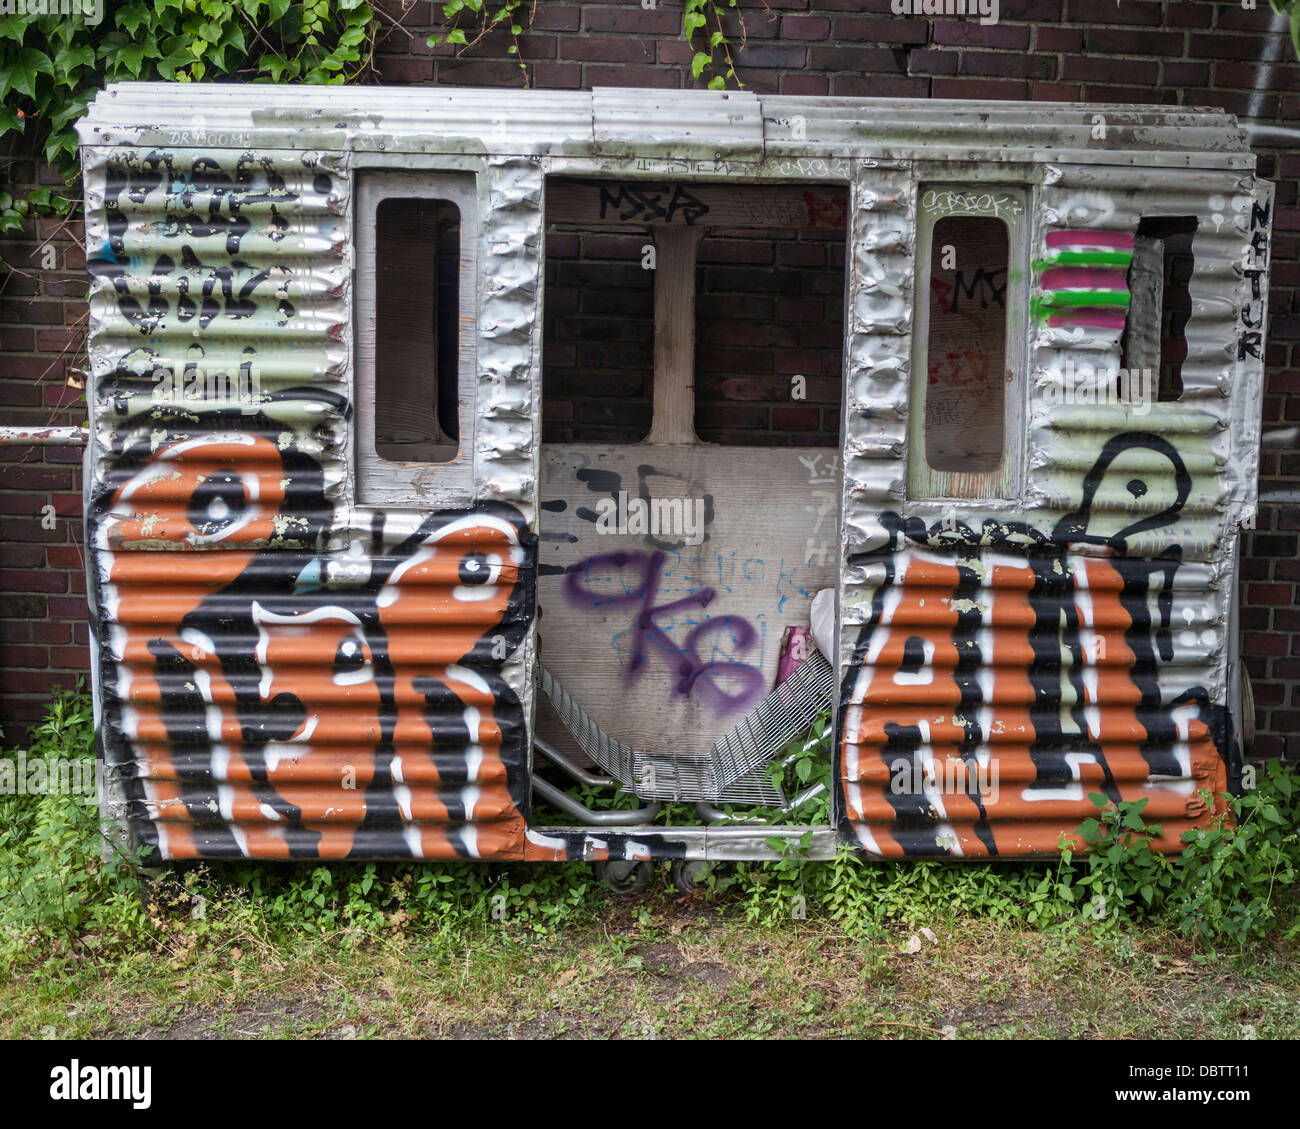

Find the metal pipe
[[0, 425, 89, 446], [1242, 123, 1300, 146], [531, 775, 661, 826], [695, 781, 828, 825], [533, 737, 615, 790], [1245, 9, 1291, 125]]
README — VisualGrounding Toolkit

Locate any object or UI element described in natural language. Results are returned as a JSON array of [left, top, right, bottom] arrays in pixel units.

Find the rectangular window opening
[[909, 185, 1025, 502], [923, 214, 1009, 473], [693, 187, 848, 447], [1120, 215, 1197, 403], [372, 197, 461, 463], [542, 177, 655, 444]]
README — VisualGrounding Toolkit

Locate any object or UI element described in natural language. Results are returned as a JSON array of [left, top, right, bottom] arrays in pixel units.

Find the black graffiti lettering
[[596, 181, 711, 226], [948, 266, 1007, 312]]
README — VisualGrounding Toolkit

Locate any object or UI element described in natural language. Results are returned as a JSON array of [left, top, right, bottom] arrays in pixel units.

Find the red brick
[[930, 77, 1030, 101], [1087, 28, 1184, 56], [530, 62, 583, 89], [772, 406, 820, 430], [1189, 32, 1276, 61], [0, 568, 67, 592], [782, 15, 830, 40], [1062, 55, 1159, 84], [1065, 0, 1162, 25], [0, 645, 48, 667], [1248, 583, 1295, 605], [531, 4, 581, 32], [582, 65, 680, 88], [780, 72, 829, 95], [1032, 82, 1083, 102], [934, 23, 1030, 49], [0, 620, 30, 643], [909, 50, 958, 76], [959, 52, 1055, 80], [1035, 27, 1082, 52], [832, 16, 930, 45], [49, 645, 90, 668], [583, 6, 679, 35], [1244, 632, 1290, 657], [47, 596, 88, 619], [1163, 61, 1210, 87], [29, 621, 70, 644], [560, 37, 654, 63]]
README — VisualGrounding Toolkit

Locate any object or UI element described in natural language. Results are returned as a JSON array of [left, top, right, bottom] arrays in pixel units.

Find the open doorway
[[533, 177, 849, 833]]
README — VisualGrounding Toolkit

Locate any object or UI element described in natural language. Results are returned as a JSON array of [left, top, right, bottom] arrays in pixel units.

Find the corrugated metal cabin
[[77, 84, 1272, 877]]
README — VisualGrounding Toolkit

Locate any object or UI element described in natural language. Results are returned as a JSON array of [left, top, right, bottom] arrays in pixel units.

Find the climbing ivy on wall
[[1, 0, 751, 272], [426, 0, 752, 90], [684, 0, 745, 90], [0, 0, 377, 266], [427, 0, 532, 82]]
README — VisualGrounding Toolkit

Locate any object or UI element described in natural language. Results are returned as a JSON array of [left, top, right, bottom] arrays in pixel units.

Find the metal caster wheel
[[594, 859, 653, 894], [670, 859, 712, 894]]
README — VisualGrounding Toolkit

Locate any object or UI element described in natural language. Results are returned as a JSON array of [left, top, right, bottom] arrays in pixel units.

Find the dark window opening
[[373, 197, 461, 462], [923, 214, 1009, 473], [693, 213, 847, 447], [542, 193, 655, 443], [1120, 215, 1197, 403]]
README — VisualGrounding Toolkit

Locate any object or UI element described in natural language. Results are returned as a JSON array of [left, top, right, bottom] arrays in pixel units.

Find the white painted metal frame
[[354, 169, 480, 508], [907, 182, 1030, 504]]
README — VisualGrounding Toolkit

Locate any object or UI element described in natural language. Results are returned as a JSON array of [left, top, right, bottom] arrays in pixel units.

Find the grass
[[2, 686, 1298, 1040], [4, 886, 1298, 1040]]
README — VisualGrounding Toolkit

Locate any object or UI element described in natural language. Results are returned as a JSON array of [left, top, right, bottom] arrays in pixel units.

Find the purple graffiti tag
[[563, 550, 766, 713]]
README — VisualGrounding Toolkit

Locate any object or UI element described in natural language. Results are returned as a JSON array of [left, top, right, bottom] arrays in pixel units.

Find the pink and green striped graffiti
[[1031, 229, 1134, 333]]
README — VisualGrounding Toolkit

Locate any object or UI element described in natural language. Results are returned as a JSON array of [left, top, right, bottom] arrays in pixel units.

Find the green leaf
[[0, 14, 28, 42], [0, 46, 55, 101], [114, 42, 158, 79], [691, 51, 709, 79], [117, 4, 155, 36]]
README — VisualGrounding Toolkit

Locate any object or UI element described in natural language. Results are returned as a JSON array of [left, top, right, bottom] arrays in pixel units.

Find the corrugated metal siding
[[85, 146, 534, 861], [835, 160, 1251, 857], [80, 84, 1248, 168], [76, 87, 1267, 864]]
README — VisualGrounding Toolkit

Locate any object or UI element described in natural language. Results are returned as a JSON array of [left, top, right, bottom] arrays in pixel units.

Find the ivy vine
[[0, 0, 378, 268], [685, 0, 747, 91], [427, 0, 534, 84]]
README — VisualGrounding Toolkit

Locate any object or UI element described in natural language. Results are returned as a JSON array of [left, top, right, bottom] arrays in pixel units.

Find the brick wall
[[2, 0, 1297, 755], [542, 222, 846, 446]]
